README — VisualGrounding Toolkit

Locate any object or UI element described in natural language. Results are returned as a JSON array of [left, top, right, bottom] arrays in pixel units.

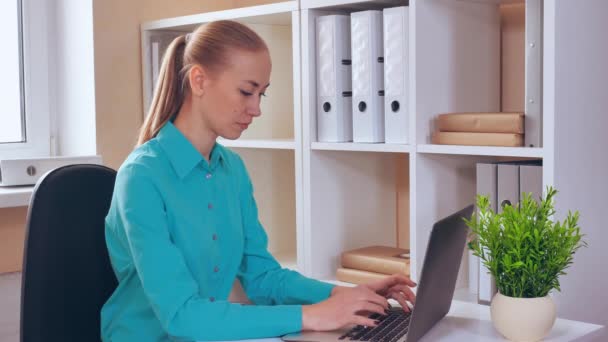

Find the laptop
[[282, 204, 474, 342]]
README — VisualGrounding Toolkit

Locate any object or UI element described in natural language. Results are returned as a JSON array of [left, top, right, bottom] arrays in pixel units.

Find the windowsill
[[0, 186, 34, 208]]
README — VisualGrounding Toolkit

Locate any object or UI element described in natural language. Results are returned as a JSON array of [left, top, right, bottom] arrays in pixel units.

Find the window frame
[[0, 0, 51, 159]]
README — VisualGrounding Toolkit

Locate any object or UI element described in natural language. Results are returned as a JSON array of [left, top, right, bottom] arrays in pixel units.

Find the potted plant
[[465, 186, 587, 342]]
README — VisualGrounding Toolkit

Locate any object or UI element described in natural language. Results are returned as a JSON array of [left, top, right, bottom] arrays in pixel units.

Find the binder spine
[[339, 16, 353, 141], [525, 0, 543, 147], [383, 6, 409, 144], [519, 164, 543, 202], [351, 10, 385, 143], [316, 15, 353, 142]]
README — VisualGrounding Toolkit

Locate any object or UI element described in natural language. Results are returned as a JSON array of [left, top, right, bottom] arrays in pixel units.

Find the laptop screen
[[405, 205, 474, 342]]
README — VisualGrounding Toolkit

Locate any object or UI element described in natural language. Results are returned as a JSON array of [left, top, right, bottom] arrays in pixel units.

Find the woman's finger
[[364, 275, 393, 293], [389, 274, 417, 287], [357, 287, 389, 309], [351, 315, 378, 328], [367, 274, 416, 296], [356, 300, 388, 317], [386, 284, 417, 304], [387, 290, 411, 312]]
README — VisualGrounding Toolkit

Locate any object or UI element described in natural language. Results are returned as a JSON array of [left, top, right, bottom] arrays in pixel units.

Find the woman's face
[[194, 49, 272, 140]]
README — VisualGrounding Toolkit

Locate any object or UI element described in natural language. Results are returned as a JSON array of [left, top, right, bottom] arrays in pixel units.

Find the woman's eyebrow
[[245, 80, 270, 88]]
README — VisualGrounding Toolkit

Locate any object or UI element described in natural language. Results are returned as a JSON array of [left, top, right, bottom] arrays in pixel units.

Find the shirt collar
[[156, 121, 225, 179]]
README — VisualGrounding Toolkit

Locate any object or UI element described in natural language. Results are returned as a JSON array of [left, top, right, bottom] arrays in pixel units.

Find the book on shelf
[[336, 267, 389, 285], [431, 132, 524, 147], [436, 112, 524, 134], [341, 245, 410, 276]]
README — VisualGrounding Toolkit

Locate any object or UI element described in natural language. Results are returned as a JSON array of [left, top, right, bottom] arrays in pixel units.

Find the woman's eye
[[240, 89, 268, 98]]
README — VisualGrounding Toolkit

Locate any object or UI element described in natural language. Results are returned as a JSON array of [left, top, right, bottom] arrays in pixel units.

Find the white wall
[[50, 0, 97, 156], [550, 0, 608, 326]]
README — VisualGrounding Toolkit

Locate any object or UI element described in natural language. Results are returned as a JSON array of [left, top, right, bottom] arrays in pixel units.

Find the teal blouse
[[101, 121, 334, 341]]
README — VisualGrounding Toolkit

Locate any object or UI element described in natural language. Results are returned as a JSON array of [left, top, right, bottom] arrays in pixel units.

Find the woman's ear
[[189, 65, 206, 97]]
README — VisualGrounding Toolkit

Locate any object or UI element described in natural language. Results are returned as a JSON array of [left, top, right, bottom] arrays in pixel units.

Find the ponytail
[[137, 35, 187, 146]]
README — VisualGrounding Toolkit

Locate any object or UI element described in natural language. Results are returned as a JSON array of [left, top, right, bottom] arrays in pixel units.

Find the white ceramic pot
[[490, 292, 557, 342]]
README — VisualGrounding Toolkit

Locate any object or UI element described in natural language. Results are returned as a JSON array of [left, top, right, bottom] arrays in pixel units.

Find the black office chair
[[20, 164, 118, 342]]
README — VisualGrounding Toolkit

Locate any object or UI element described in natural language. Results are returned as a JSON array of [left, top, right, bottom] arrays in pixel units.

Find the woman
[[101, 20, 416, 341]]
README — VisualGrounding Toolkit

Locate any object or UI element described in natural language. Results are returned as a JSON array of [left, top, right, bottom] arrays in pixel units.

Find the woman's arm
[[114, 163, 303, 340]]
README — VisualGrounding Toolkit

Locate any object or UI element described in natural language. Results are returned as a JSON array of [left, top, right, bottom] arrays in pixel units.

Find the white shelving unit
[[141, 0, 608, 315], [300, 0, 540, 298]]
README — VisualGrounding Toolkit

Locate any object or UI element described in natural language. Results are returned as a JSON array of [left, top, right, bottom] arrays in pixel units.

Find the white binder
[[351, 10, 385, 143], [520, 164, 543, 201], [497, 164, 520, 213], [316, 15, 353, 142], [383, 6, 409, 144]]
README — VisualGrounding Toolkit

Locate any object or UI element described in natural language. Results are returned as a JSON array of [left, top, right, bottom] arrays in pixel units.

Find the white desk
[[420, 300, 604, 341], [213, 300, 604, 342]]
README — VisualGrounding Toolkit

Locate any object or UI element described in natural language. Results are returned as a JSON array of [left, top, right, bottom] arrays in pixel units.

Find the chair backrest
[[20, 164, 118, 342]]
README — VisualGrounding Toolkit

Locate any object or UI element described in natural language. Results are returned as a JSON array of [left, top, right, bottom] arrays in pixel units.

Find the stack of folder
[[315, 6, 410, 144], [431, 112, 525, 147], [473, 159, 542, 305], [336, 245, 410, 285]]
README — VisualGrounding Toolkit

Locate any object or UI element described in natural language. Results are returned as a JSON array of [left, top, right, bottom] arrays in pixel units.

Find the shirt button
[[208, 203, 213, 210], [209, 297, 215, 302], [206, 173, 212, 179], [214, 266, 219, 273], [212, 234, 217, 241]]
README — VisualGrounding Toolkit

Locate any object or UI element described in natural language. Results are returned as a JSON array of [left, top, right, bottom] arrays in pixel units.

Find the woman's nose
[[247, 101, 262, 117]]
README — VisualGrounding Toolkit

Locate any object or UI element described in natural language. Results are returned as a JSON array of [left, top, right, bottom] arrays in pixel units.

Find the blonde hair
[[137, 20, 268, 146]]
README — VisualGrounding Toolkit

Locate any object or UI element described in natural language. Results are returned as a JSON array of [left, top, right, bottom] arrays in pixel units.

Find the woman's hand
[[359, 274, 417, 312], [302, 286, 389, 331], [331, 274, 417, 312]]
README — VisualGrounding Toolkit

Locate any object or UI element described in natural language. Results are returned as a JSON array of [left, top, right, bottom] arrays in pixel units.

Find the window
[[0, 0, 50, 159], [0, 0, 25, 145]]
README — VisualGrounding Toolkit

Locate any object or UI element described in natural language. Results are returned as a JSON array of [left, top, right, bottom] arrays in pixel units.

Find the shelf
[[300, 0, 404, 11], [0, 186, 34, 208], [142, 1, 297, 31], [311, 142, 413, 153], [416, 144, 544, 158], [218, 138, 295, 150]]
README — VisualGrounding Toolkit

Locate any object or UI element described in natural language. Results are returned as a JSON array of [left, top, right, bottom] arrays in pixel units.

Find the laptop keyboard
[[339, 307, 412, 342]]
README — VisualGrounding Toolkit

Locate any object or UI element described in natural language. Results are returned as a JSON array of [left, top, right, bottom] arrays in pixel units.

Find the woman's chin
[[220, 131, 242, 140]]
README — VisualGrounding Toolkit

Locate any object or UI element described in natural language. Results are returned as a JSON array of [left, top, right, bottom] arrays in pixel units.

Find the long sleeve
[[114, 163, 303, 341], [237, 161, 335, 306]]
